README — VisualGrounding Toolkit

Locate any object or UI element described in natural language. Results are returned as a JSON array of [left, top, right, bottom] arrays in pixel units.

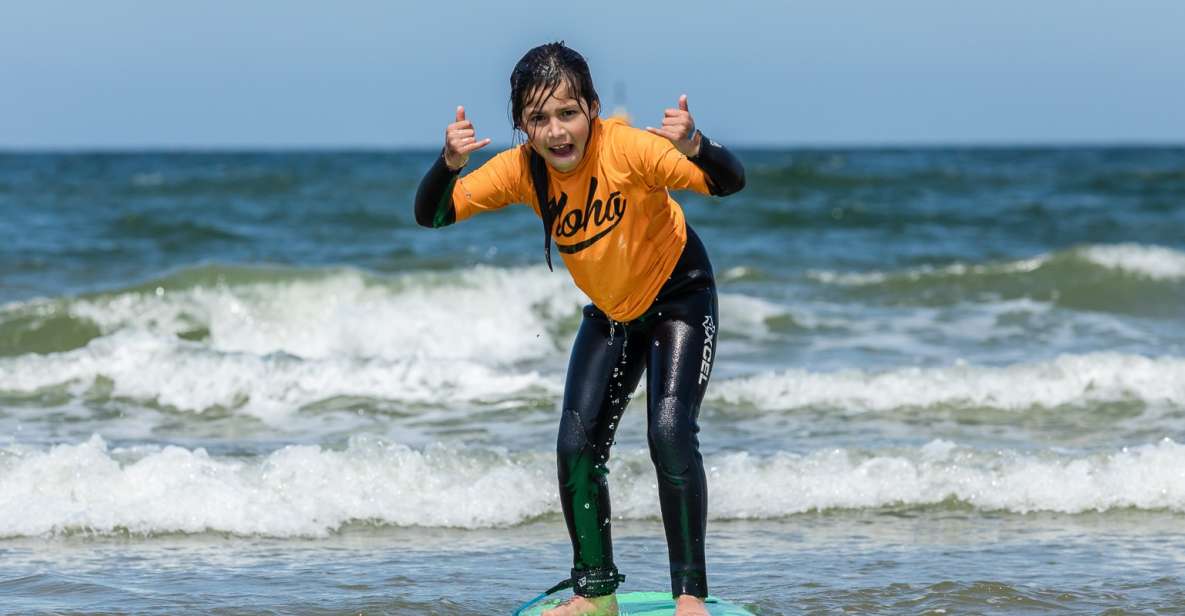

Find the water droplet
[[584, 503, 591, 509], [654, 341, 660, 347]]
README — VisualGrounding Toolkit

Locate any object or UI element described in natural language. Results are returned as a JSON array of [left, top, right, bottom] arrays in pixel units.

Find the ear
[[590, 100, 601, 117]]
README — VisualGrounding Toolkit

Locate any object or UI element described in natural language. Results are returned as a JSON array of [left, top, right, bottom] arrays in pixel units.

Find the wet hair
[[508, 42, 600, 271], [509, 41, 600, 138]]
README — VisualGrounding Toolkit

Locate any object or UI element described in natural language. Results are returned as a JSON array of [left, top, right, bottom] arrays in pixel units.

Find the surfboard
[[518, 591, 756, 615]]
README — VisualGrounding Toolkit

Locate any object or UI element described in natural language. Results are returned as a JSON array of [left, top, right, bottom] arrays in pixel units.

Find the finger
[[664, 113, 694, 129], [448, 134, 473, 147], [456, 106, 466, 122], [664, 108, 684, 117], [451, 128, 475, 139], [678, 94, 689, 112], [662, 118, 691, 133], [645, 126, 680, 141], [461, 138, 492, 153], [449, 135, 478, 150]]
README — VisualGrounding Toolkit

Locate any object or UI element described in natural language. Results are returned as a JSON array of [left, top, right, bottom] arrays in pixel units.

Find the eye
[[561, 109, 579, 119], [529, 114, 546, 125]]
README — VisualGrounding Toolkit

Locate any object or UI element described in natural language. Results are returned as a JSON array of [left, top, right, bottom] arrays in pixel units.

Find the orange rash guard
[[451, 117, 712, 322]]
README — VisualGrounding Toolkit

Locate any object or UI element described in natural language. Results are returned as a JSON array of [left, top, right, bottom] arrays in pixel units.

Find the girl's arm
[[646, 95, 745, 196], [414, 154, 460, 228], [414, 106, 493, 228]]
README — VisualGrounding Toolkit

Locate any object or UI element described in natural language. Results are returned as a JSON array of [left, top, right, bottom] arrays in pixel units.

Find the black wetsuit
[[559, 223, 718, 599], [415, 131, 744, 599]]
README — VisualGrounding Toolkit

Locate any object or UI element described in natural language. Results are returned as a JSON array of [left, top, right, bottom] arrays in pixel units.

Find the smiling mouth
[[549, 144, 575, 157]]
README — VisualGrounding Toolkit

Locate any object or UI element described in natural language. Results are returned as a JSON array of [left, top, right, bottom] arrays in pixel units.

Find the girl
[[414, 42, 744, 616]]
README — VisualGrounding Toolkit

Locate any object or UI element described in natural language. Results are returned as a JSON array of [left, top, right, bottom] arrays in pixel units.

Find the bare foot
[[675, 594, 710, 616], [541, 593, 618, 616]]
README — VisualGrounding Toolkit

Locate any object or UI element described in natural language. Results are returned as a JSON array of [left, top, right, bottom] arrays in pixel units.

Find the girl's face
[[521, 83, 599, 172]]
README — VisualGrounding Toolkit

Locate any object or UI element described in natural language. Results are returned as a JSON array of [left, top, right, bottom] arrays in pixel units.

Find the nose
[[547, 116, 565, 139]]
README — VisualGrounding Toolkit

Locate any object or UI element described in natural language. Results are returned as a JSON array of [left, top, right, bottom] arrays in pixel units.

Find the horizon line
[[3, 139, 1185, 154]]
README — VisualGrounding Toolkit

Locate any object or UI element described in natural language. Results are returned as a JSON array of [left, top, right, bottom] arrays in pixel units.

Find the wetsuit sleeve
[[414, 152, 460, 228], [631, 128, 745, 197], [687, 132, 746, 196], [413, 148, 531, 228]]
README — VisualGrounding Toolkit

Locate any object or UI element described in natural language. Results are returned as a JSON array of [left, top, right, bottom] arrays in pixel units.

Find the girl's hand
[[645, 94, 703, 158], [444, 106, 492, 170]]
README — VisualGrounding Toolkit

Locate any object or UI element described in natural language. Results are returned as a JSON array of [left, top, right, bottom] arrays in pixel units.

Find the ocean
[[1, 146, 1184, 614]]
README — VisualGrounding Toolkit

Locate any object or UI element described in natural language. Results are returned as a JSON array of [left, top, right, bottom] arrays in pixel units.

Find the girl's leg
[[557, 305, 647, 597], [645, 285, 718, 598]]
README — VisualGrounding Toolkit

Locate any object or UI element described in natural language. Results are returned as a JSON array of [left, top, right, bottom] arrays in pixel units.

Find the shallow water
[[1, 146, 1184, 613], [3, 514, 1185, 614]]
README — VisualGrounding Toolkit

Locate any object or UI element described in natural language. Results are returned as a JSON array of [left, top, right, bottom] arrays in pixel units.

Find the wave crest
[[709, 353, 1185, 412], [806, 243, 1185, 316], [4, 436, 1185, 537]]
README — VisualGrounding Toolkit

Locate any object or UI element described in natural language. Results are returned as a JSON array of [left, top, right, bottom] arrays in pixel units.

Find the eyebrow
[[530, 103, 581, 117]]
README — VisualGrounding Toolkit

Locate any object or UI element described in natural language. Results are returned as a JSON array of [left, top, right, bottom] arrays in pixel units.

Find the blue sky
[[2, 1, 1183, 148]]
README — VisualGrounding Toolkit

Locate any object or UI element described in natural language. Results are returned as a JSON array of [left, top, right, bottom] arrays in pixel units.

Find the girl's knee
[[647, 395, 700, 476], [558, 414, 589, 462], [558, 408, 612, 467]]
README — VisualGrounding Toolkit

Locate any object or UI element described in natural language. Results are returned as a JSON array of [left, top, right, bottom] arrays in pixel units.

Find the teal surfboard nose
[[517, 591, 757, 615]]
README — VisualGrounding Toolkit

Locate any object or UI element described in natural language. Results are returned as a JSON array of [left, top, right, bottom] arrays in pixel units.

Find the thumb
[[456, 106, 466, 122], [678, 94, 689, 113]]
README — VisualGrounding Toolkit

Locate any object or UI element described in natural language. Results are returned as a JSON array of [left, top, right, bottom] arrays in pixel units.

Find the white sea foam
[[718, 266, 756, 282], [700, 438, 1185, 518], [1079, 243, 1185, 280], [4, 343, 1175, 421], [0, 265, 806, 417], [0, 266, 583, 417], [0, 330, 557, 420], [0, 435, 554, 537], [4, 436, 1185, 537], [807, 243, 1185, 287], [65, 265, 584, 364], [718, 293, 787, 338], [17, 263, 794, 358], [709, 353, 1185, 412], [807, 257, 1045, 286]]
